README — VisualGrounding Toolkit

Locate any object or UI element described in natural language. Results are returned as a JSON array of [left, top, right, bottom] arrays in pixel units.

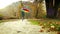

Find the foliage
[[43, 21, 60, 31], [55, 25, 60, 31], [34, 0, 46, 19]]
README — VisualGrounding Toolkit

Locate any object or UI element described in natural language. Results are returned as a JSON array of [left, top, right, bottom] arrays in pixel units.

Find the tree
[[34, 0, 46, 19]]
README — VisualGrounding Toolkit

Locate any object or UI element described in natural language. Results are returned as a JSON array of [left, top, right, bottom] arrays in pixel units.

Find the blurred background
[[0, 0, 60, 19]]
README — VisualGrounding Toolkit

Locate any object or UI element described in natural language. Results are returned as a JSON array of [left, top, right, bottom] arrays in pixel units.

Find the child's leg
[[22, 17, 23, 21], [22, 16, 24, 21]]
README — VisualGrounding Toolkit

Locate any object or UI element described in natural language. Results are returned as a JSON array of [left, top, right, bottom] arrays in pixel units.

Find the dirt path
[[0, 19, 57, 34]]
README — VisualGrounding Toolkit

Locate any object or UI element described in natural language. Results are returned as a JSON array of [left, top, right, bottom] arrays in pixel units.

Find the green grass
[[0, 20, 4, 25], [0, 20, 3, 23], [29, 20, 40, 25], [0, 19, 13, 23], [29, 18, 60, 26], [29, 19, 60, 32]]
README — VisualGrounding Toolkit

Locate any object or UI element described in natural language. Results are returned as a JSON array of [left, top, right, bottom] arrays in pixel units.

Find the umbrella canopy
[[21, 7, 30, 13]]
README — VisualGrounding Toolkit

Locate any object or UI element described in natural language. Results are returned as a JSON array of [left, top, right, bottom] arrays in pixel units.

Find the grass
[[0, 19, 18, 23], [29, 19, 60, 32], [0, 20, 5, 25], [0, 20, 4, 23], [29, 18, 60, 26], [0, 20, 8, 23], [29, 19, 40, 25], [0, 19, 19, 26]]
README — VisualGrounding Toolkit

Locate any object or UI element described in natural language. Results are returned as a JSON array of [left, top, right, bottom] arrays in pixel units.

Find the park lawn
[[29, 19, 60, 26], [0, 19, 18, 23], [29, 19, 40, 25], [0, 20, 4, 23], [0, 20, 8, 23]]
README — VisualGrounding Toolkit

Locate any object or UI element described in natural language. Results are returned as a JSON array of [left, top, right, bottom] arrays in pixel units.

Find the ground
[[0, 19, 57, 34]]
